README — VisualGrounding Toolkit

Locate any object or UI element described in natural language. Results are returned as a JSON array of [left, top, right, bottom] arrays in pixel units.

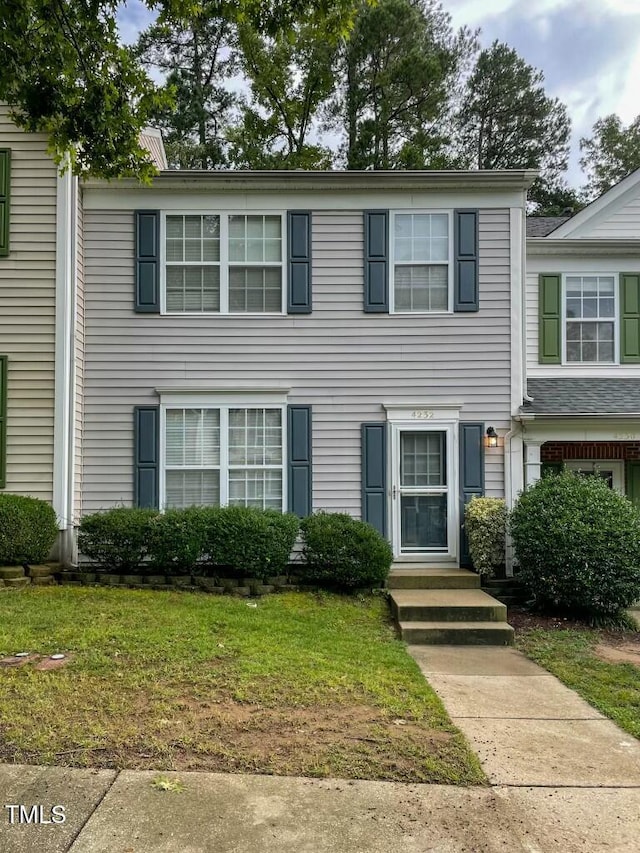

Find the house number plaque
[[411, 410, 434, 420]]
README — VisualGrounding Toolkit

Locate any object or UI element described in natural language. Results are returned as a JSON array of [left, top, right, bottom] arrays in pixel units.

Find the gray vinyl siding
[[0, 105, 57, 501], [82, 209, 511, 514], [74, 189, 85, 520]]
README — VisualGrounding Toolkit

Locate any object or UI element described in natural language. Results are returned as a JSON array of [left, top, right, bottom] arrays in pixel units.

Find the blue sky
[[117, 0, 640, 185]]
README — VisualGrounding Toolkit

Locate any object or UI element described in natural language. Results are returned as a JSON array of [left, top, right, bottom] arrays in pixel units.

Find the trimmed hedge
[[298, 512, 392, 590], [78, 507, 157, 571], [147, 507, 209, 573], [78, 505, 300, 579], [200, 506, 300, 580], [464, 497, 507, 577], [0, 494, 59, 564], [510, 471, 640, 621]]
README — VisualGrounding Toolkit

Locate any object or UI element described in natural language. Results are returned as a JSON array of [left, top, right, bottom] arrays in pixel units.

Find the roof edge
[[82, 168, 538, 192]]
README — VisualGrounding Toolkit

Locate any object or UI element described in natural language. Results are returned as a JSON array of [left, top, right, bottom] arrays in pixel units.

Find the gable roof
[[526, 217, 570, 237], [548, 168, 640, 239], [139, 127, 168, 170], [522, 378, 640, 416]]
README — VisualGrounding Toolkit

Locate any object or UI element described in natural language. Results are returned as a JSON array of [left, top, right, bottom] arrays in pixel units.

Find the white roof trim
[[550, 168, 640, 238]]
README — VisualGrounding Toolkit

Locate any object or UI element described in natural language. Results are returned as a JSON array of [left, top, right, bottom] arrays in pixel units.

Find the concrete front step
[[390, 589, 507, 623], [400, 621, 515, 645], [388, 568, 480, 590]]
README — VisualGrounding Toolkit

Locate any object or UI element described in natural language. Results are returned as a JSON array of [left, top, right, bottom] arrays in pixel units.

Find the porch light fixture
[[485, 426, 499, 448]]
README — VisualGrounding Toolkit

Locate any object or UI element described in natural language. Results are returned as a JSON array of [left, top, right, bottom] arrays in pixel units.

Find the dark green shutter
[[539, 274, 561, 363], [135, 211, 160, 313], [287, 211, 312, 313], [626, 462, 640, 510], [454, 209, 479, 312], [621, 274, 640, 363], [361, 423, 387, 536], [364, 211, 389, 312], [287, 405, 312, 517], [134, 406, 159, 508], [0, 149, 10, 257], [459, 422, 484, 568], [0, 356, 6, 488]]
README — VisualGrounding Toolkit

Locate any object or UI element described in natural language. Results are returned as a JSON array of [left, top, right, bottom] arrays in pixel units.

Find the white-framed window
[[565, 460, 624, 494], [391, 211, 452, 313], [162, 401, 286, 510], [162, 212, 285, 314], [564, 274, 616, 364]]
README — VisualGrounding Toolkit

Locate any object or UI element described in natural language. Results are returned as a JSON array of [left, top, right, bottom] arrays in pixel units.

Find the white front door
[[390, 423, 457, 559]]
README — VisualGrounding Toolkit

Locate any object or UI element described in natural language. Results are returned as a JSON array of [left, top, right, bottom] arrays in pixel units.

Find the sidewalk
[[0, 647, 639, 852]]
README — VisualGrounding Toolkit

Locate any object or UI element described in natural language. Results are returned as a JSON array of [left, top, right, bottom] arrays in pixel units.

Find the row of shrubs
[[78, 505, 392, 590], [466, 471, 640, 623]]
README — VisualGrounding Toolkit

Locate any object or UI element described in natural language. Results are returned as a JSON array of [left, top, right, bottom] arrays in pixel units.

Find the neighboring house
[[0, 104, 79, 563], [0, 109, 165, 563], [78, 168, 535, 565], [523, 171, 640, 509]]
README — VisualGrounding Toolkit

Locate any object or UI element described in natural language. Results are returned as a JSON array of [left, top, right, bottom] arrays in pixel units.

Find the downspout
[[52, 165, 77, 566]]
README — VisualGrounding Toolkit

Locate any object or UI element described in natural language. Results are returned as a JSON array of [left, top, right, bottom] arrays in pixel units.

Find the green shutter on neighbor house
[[134, 406, 159, 508], [453, 209, 479, 312], [627, 462, 640, 510], [364, 211, 389, 312], [538, 274, 561, 364], [135, 211, 160, 313], [0, 149, 10, 257], [620, 274, 640, 363], [287, 211, 312, 313], [0, 356, 7, 488], [459, 422, 484, 568], [361, 423, 387, 536], [287, 405, 312, 517]]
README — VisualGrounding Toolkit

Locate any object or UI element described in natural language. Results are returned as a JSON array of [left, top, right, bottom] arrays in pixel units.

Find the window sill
[[161, 312, 288, 317]]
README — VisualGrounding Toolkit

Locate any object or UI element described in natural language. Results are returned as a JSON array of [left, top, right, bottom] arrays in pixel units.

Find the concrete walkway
[[1, 647, 639, 852]]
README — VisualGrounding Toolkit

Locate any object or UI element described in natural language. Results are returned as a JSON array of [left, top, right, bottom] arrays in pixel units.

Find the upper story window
[[565, 275, 615, 363], [163, 213, 284, 314], [391, 212, 451, 313]]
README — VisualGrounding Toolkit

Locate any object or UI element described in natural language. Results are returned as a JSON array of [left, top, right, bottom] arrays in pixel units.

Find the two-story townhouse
[[522, 170, 640, 508], [0, 108, 166, 564], [78, 169, 535, 565]]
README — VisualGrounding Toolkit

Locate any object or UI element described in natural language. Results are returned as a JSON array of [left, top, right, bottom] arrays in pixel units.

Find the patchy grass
[[0, 587, 484, 784], [516, 625, 640, 739]]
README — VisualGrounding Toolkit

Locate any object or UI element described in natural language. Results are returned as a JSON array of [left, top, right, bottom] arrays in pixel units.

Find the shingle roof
[[522, 378, 640, 415], [526, 217, 571, 237]]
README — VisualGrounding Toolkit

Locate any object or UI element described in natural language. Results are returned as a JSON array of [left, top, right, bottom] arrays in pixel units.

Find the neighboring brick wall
[[541, 442, 640, 461]]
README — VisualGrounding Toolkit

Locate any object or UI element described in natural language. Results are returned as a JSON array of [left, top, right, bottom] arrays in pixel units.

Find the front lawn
[[515, 619, 640, 739], [0, 587, 484, 784]]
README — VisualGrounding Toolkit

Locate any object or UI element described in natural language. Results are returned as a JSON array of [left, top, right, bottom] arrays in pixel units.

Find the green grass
[[516, 628, 640, 738], [0, 586, 485, 784]]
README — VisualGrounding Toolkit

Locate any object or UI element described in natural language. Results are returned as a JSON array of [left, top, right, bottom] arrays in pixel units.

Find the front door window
[[399, 431, 448, 551]]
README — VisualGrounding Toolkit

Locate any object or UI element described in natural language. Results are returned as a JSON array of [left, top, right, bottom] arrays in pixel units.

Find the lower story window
[[164, 406, 284, 510]]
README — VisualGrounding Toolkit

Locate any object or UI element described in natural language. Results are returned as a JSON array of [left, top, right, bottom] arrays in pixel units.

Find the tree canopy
[[580, 114, 640, 200], [0, 0, 361, 179], [334, 0, 476, 169], [456, 41, 570, 179]]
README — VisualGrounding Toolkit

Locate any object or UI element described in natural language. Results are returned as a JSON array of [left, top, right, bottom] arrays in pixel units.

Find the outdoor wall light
[[485, 426, 499, 448]]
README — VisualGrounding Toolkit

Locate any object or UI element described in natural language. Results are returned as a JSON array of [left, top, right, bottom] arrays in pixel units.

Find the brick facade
[[541, 442, 640, 462]]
